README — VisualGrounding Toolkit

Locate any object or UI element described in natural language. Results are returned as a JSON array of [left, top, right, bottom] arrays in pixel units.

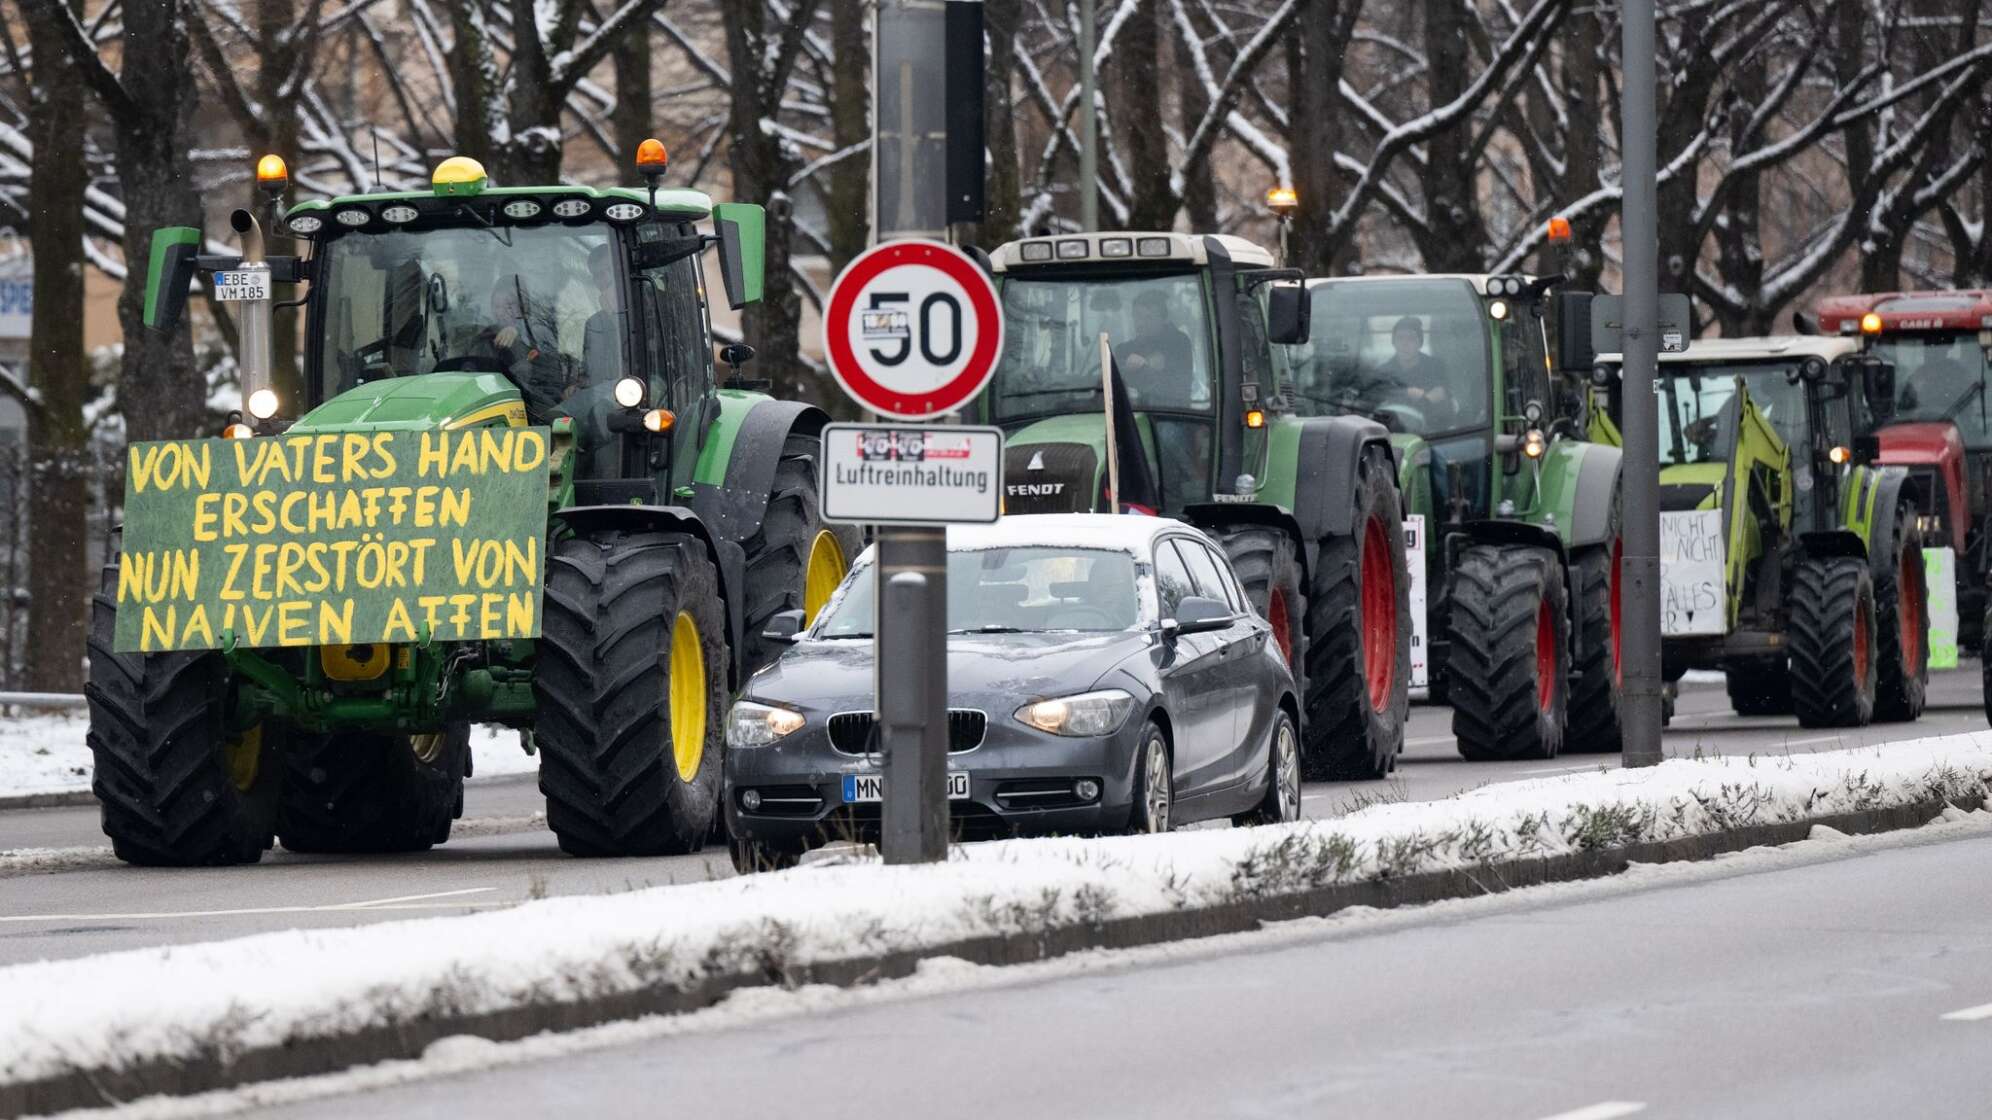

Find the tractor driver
[[475, 275, 567, 419], [580, 244, 624, 388], [1380, 315, 1460, 429], [1118, 289, 1197, 407]]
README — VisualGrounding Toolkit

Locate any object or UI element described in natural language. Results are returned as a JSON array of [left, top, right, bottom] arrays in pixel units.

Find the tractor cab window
[[992, 273, 1214, 421], [1874, 334, 1992, 448], [1291, 278, 1492, 437], [1654, 363, 1808, 465], [636, 250, 713, 412], [314, 223, 624, 421]]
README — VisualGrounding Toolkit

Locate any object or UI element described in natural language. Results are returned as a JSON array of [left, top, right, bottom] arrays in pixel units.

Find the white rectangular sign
[[1925, 546, 1960, 669], [1404, 514, 1428, 688], [820, 422, 1003, 526], [1659, 507, 1727, 637]]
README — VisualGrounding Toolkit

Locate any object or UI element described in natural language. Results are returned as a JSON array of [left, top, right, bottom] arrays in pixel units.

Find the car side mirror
[[762, 608, 806, 643], [1265, 282, 1310, 345], [1168, 595, 1234, 635]]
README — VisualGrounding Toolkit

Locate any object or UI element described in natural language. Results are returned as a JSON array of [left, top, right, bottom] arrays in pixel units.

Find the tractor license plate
[[212, 271, 269, 302], [843, 772, 971, 803]]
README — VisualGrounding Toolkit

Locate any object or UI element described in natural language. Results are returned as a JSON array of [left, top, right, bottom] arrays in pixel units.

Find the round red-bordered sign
[[821, 239, 1004, 420]]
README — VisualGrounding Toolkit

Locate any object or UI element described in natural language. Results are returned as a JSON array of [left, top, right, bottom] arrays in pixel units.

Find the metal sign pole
[[1619, 0, 1664, 767]]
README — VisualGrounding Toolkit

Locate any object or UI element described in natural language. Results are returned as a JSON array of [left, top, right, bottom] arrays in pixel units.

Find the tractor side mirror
[[1265, 282, 1310, 345], [143, 226, 203, 333], [762, 608, 806, 643], [1554, 290, 1596, 373], [711, 202, 766, 310], [1862, 358, 1898, 422], [720, 342, 756, 372]]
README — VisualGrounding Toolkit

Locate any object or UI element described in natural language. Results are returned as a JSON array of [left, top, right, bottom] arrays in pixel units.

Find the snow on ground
[[2, 733, 1990, 1089], [0, 716, 537, 799]]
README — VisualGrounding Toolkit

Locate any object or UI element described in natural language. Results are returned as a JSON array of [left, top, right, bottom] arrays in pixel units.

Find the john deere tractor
[[977, 232, 1411, 780], [1591, 336, 1928, 726], [1287, 275, 1624, 762], [86, 147, 853, 865]]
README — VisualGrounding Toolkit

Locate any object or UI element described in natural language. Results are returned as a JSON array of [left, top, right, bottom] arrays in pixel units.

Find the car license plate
[[843, 771, 970, 803], [212, 271, 269, 302]]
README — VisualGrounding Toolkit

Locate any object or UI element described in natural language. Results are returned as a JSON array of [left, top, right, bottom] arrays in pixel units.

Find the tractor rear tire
[[84, 562, 280, 866], [1871, 500, 1929, 723], [1448, 544, 1569, 761], [535, 532, 728, 856], [740, 432, 860, 676], [278, 725, 469, 853], [1789, 556, 1877, 729], [1216, 526, 1305, 686], [1724, 658, 1793, 717], [1300, 445, 1410, 779], [1565, 543, 1624, 754]]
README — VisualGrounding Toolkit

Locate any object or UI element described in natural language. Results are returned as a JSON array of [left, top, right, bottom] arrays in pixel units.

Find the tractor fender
[[550, 503, 750, 685], [1286, 415, 1396, 542], [1445, 519, 1568, 571], [1182, 502, 1314, 574], [698, 398, 833, 543], [1553, 440, 1623, 549], [1840, 465, 1912, 560], [1799, 528, 1868, 562]]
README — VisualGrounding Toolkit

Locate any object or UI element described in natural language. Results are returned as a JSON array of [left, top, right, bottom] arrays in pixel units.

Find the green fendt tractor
[[87, 147, 853, 865], [1591, 337, 1928, 726], [1287, 275, 1624, 761], [977, 232, 1410, 780]]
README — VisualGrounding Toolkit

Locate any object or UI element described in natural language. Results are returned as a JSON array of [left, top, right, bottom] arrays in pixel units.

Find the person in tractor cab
[[1118, 289, 1197, 407], [1380, 315, 1460, 428], [581, 244, 624, 386], [474, 273, 568, 419], [1898, 345, 1979, 416]]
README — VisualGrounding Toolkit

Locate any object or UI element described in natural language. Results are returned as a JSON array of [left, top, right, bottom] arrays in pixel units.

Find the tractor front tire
[[278, 725, 469, 853], [1565, 542, 1624, 754], [1448, 544, 1569, 761], [1301, 445, 1410, 779], [1724, 658, 1793, 717], [1871, 500, 1929, 723], [536, 532, 728, 856], [84, 563, 280, 866], [1789, 556, 1877, 729], [740, 432, 860, 676]]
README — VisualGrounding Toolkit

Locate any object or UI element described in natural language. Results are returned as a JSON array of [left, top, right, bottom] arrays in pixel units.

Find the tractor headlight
[[1522, 429, 1547, 459], [1016, 689, 1134, 737], [246, 388, 280, 419], [727, 701, 805, 748], [613, 377, 646, 408]]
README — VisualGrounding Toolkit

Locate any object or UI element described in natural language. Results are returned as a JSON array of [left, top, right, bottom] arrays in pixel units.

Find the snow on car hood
[[743, 630, 1154, 710]]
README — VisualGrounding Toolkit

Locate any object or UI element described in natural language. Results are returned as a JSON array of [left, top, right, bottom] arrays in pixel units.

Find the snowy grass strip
[[2, 734, 1989, 1114]]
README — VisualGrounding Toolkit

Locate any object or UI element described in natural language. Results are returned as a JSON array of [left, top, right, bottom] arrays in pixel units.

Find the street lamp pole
[[1078, 0, 1098, 232], [1619, 0, 1664, 768]]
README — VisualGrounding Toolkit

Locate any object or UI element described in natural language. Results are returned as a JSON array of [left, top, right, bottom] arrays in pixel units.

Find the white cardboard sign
[[1404, 515, 1428, 688], [820, 423, 1003, 526], [1659, 507, 1727, 637]]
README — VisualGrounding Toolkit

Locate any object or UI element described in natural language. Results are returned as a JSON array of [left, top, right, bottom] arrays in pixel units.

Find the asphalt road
[[271, 824, 1992, 1120], [0, 669, 1982, 966]]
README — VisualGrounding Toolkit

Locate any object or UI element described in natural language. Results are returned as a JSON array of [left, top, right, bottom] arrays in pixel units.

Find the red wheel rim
[[1360, 516, 1397, 713], [1609, 539, 1624, 687], [1536, 599, 1556, 712], [1900, 549, 1921, 668], [1269, 586, 1294, 669], [1853, 594, 1870, 687]]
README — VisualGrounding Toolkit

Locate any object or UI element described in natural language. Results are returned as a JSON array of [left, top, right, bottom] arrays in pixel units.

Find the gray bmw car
[[724, 514, 1302, 871]]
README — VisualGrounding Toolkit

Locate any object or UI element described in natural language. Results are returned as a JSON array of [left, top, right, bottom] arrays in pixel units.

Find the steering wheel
[[1047, 605, 1121, 629]]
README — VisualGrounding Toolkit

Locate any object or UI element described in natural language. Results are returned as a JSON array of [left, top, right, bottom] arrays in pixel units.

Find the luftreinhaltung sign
[[113, 428, 552, 653]]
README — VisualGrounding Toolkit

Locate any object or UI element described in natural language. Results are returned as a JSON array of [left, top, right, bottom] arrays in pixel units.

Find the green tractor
[[977, 232, 1411, 781], [1286, 275, 1624, 761], [87, 148, 854, 865], [1591, 337, 1928, 726]]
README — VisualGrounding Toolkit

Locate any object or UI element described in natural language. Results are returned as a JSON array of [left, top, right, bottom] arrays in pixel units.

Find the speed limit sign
[[821, 239, 1004, 420]]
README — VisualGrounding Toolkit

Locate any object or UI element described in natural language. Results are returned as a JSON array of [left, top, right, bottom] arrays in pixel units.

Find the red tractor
[[1807, 291, 1991, 673]]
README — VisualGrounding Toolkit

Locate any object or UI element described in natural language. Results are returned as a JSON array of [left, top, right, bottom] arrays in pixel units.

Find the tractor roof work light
[[1861, 311, 1884, 336], [1265, 186, 1298, 215], [1546, 216, 1572, 242], [255, 154, 289, 195], [635, 138, 669, 175], [432, 156, 489, 198]]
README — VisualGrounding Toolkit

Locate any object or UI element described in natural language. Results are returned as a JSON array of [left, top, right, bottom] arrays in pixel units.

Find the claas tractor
[[87, 146, 854, 865], [975, 232, 1411, 781], [1591, 336, 1928, 726], [1284, 273, 1624, 762]]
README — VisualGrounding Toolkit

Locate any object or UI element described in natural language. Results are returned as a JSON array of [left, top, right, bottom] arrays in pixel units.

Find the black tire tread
[[1565, 544, 1623, 753], [1447, 545, 1568, 761], [739, 433, 860, 677], [278, 725, 468, 853], [1788, 556, 1877, 729], [1724, 659, 1793, 717], [1870, 499, 1929, 723]]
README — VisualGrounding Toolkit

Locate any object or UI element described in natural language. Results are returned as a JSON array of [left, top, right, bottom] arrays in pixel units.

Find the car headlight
[[1015, 689, 1135, 737], [727, 701, 805, 747]]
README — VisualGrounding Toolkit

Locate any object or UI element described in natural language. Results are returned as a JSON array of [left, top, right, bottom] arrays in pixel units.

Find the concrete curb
[[1, 795, 1977, 1117], [0, 790, 95, 812]]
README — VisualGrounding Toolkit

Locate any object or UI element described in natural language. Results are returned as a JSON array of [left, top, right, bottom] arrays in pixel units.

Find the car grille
[[827, 709, 987, 754], [1003, 443, 1097, 515]]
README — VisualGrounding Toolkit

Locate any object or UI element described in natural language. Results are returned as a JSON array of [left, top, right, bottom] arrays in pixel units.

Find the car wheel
[[1234, 709, 1301, 827], [1125, 724, 1173, 834], [729, 837, 802, 875]]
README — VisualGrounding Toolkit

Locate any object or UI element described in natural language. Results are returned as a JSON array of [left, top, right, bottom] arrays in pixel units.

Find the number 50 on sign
[[821, 240, 1003, 421]]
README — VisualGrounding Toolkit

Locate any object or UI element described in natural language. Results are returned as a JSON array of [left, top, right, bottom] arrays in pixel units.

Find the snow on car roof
[[847, 515, 1205, 568]]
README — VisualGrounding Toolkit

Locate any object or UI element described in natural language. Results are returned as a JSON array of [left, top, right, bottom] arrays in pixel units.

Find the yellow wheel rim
[[225, 725, 262, 793], [669, 611, 707, 782], [804, 530, 847, 624]]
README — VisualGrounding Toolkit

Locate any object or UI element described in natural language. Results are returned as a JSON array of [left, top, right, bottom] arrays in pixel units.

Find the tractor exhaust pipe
[[230, 208, 277, 423]]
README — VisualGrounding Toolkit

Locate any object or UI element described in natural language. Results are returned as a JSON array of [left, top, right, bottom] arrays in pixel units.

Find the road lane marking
[[0, 887, 497, 923], [1940, 1002, 1992, 1021], [1536, 1103, 1646, 1120]]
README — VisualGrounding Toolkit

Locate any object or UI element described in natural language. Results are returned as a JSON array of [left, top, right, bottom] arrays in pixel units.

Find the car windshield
[[1290, 278, 1492, 435], [315, 223, 624, 420], [1873, 334, 1992, 448], [1654, 363, 1807, 465], [992, 274, 1213, 420], [815, 547, 1142, 636]]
